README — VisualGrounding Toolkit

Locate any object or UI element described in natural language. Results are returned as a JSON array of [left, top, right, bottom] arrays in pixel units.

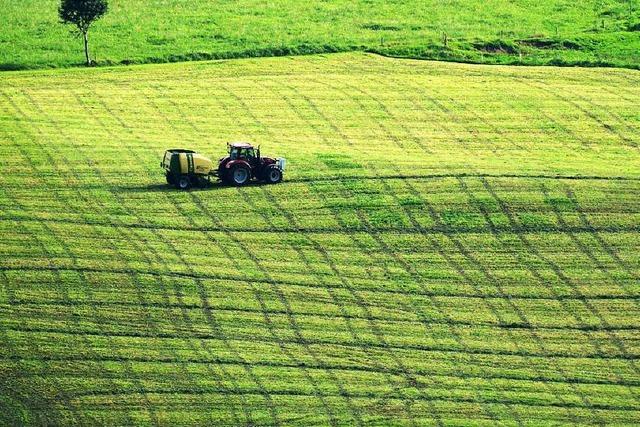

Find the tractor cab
[[229, 142, 259, 164]]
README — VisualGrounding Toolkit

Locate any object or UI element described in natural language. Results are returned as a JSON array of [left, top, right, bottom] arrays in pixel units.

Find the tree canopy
[[59, 0, 108, 65]]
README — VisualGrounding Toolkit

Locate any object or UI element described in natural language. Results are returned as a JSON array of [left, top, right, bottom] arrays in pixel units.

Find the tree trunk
[[83, 31, 90, 66]]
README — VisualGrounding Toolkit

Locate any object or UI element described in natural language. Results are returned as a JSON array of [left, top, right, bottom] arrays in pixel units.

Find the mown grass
[[0, 53, 639, 425], [2, 0, 640, 70]]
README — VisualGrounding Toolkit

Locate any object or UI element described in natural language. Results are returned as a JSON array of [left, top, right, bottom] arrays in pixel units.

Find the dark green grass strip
[[4, 213, 640, 235], [6, 296, 640, 334], [2, 262, 638, 305], [3, 338, 639, 388]]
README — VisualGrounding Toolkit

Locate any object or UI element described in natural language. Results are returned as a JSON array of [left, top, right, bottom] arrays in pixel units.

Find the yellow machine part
[[177, 152, 213, 175], [162, 150, 214, 176]]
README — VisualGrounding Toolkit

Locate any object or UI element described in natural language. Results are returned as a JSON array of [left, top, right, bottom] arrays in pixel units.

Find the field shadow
[[120, 181, 269, 193]]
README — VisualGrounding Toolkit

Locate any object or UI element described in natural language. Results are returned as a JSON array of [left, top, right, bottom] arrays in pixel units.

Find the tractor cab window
[[231, 147, 255, 160], [230, 147, 242, 160]]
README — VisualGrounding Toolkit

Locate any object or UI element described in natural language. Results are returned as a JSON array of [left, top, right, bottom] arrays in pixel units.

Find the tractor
[[161, 143, 285, 189]]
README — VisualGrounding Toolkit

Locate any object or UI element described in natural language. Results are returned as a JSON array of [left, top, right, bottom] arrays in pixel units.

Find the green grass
[[2, 0, 640, 70], [0, 53, 639, 425]]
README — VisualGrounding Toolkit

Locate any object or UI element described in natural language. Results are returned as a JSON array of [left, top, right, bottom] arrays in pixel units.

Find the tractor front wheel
[[230, 165, 250, 186], [176, 175, 192, 190], [265, 167, 282, 184]]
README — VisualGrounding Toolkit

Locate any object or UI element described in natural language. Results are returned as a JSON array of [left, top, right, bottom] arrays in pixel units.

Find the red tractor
[[217, 142, 285, 186]]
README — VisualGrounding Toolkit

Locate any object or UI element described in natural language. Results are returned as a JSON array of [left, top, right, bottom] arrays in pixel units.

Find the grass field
[[2, 0, 640, 70], [1, 52, 639, 425]]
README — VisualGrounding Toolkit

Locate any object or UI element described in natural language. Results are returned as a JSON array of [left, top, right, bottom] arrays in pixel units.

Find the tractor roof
[[229, 142, 254, 149]]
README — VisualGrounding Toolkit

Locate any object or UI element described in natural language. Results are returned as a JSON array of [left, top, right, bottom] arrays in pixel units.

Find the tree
[[59, 0, 108, 66]]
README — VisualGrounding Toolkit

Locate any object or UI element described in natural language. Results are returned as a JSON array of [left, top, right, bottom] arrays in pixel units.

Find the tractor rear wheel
[[265, 166, 282, 184], [230, 165, 250, 186], [176, 175, 192, 190]]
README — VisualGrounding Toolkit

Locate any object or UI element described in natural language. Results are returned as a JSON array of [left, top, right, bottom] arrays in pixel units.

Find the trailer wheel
[[265, 167, 282, 184], [230, 165, 250, 186], [176, 175, 192, 190], [166, 174, 175, 185]]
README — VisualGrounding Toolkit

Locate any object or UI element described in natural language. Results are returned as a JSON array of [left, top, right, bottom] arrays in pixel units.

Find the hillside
[[2, 0, 640, 70], [0, 53, 639, 425]]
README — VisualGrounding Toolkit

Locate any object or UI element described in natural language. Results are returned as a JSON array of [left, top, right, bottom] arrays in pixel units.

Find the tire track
[[0, 244, 85, 424], [6, 336, 639, 388], [54, 387, 640, 413], [342, 71, 593, 424], [149, 80, 347, 425], [378, 71, 636, 418], [18, 88, 164, 427], [14, 85, 252, 425], [63, 87, 243, 426], [342, 59, 530, 154], [248, 76, 453, 425], [303, 76, 508, 424], [569, 88, 640, 139], [540, 183, 639, 308], [454, 176, 611, 424], [564, 187, 640, 284], [4, 170, 639, 187], [329, 72, 562, 423], [260, 76, 445, 424], [340, 77, 434, 154], [6, 211, 640, 235], [479, 177, 640, 405], [236, 184, 399, 420], [0, 91, 143, 425], [4, 255, 638, 304], [379, 73, 476, 157], [188, 192, 341, 426], [95, 85, 277, 426], [523, 79, 638, 149], [442, 76, 632, 398], [8, 295, 640, 333], [3, 58, 639, 425], [71, 86, 248, 425], [195, 82, 367, 426]]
